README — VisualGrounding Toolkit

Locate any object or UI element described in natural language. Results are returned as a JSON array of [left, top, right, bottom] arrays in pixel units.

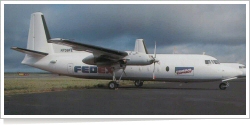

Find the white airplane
[[11, 12, 246, 90]]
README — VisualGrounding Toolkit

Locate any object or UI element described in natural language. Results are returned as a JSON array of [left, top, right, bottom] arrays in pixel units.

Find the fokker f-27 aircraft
[[11, 12, 246, 90]]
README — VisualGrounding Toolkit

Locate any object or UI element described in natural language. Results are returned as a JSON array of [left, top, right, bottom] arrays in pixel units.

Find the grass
[[4, 73, 135, 95]]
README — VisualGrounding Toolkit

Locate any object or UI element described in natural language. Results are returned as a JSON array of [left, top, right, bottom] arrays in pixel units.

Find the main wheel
[[108, 81, 117, 89], [219, 83, 227, 90], [134, 80, 143, 87], [139, 81, 143, 87]]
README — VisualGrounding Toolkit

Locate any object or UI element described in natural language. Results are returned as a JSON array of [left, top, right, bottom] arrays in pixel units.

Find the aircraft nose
[[239, 69, 246, 78], [222, 67, 243, 78], [236, 70, 243, 77]]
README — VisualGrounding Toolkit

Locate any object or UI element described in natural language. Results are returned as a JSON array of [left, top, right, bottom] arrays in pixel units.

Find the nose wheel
[[219, 82, 229, 90]]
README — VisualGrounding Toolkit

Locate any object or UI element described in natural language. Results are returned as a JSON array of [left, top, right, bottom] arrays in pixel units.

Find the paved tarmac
[[4, 79, 246, 115]]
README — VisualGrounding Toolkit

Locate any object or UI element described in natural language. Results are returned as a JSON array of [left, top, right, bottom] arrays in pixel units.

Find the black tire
[[134, 80, 140, 87], [108, 81, 117, 89], [219, 83, 227, 90], [139, 82, 143, 87], [134, 80, 143, 87]]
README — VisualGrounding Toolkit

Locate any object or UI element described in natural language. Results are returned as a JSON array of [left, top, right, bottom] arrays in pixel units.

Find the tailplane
[[11, 47, 48, 57]]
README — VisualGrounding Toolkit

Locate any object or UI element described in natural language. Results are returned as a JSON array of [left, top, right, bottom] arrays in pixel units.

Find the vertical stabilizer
[[27, 12, 51, 53], [134, 39, 149, 54]]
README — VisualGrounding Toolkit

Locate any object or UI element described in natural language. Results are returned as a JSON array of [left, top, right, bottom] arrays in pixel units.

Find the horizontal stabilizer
[[11, 47, 48, 57]]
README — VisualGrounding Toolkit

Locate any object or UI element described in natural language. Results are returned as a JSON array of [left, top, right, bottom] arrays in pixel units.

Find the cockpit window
[[213, 60, 220, 64], [205, 60, 220, 64], [205, 60, 211, 64], [211, 60, 215, 64], [239, 66, 246, 69]]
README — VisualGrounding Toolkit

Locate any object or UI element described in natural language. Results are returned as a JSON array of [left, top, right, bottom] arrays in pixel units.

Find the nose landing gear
[[219, 82, 229, 90]]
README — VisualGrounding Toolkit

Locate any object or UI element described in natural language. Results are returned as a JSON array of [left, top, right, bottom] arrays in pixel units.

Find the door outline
[[67, 63, 74, 74]]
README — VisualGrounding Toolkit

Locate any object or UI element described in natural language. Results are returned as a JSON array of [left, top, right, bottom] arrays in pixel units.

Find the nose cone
[[239, 69, 246, 78], [236, 70, 244, 77]]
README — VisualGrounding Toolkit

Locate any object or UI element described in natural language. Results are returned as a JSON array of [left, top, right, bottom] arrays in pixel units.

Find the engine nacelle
[[82, 55, 95, 65], [82, 52, 155, 66], [82, 55, 114, 66], [124, 51, 153, 65]]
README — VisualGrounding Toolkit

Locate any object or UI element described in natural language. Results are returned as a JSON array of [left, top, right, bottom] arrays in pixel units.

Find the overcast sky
[[3, 4, 246, 72]]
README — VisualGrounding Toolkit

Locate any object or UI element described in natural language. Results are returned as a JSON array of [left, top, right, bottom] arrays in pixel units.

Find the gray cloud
[[3, 4, 246, 72]]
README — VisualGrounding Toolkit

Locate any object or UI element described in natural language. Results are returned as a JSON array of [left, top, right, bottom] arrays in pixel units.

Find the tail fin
[[134, 39, 149, 54], [27, 12, 51, 53], [11, 12, 53, 65]]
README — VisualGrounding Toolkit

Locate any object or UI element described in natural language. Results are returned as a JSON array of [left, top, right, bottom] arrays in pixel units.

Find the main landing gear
[[108, 66, 126, 89], [108, 81, 118, 89], [134, 80, 144, 87], [219, 82, 229, 90], [107, 65, 144, 89]]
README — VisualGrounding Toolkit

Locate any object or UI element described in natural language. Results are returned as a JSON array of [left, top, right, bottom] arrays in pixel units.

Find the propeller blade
[[152, 41, 157, 80], [154, 41, 156, 58], [153, 62, 156, 79]]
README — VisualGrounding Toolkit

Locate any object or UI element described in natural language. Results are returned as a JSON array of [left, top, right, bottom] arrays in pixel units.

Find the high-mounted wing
[[48, 39, 128, 60]]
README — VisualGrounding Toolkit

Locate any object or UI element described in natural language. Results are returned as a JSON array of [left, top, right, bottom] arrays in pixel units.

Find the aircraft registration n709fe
[[11, 12, 246, 90]]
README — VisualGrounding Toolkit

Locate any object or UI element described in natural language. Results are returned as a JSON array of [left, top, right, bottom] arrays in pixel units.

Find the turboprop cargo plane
[[11, 12, 246, 90]]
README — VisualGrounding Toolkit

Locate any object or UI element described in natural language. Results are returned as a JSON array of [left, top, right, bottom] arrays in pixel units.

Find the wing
[[48, 39, 128, 60]]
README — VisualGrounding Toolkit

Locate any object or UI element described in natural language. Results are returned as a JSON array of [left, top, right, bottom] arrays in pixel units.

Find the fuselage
[[11, 12, 245, 90], [22, 52, 243, 83]]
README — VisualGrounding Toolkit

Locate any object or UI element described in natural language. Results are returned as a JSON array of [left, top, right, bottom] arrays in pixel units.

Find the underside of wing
[[48, 39, 128, 60]]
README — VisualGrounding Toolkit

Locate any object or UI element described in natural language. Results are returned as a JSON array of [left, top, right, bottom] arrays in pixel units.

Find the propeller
[[152, 41, 159, 80]]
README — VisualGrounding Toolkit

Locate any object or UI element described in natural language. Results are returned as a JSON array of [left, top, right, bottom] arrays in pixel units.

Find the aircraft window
[[205, 60, 220, 64], [166, 66, 169, 72], [239, 66, 246, 69], [211, 60, 215, 64], [213, 60, 220, 64], [205, 60, 211, 64]]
